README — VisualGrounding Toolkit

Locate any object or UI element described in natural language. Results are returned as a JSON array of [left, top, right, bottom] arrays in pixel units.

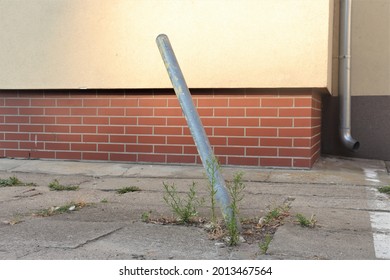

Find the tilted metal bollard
[[156, 34, 238, 228]]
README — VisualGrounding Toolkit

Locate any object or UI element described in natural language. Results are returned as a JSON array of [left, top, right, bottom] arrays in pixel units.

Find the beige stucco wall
[[351, 0, 390, 96], [0, 0, 334, 90]]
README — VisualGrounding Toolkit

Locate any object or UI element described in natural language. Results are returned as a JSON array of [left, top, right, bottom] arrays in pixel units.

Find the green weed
[[259, 204, 291, 227], [141, 211, 152, 222], [116, 186, 141, 194], [34, 201, 87, 217], [163, 182, 203, 224], [378, 186, 390, 195], [226, 171, 245, 246], [206, 157, 220, 226], [259, 234, 273, 254], [295, 213, 317, 228], [48, 179, 79, 191], [0, 176, 36, 187]]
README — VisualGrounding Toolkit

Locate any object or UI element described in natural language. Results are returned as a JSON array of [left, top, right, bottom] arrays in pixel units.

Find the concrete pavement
[[0, 156, 389, 259]]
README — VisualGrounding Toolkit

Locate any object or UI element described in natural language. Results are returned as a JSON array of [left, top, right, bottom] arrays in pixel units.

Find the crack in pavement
[[44, 226, 124, 250]]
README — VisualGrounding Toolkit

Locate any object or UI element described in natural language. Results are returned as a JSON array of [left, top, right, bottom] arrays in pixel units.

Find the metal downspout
[[156, 34, 237, 227], [339, 0, 360, 150]]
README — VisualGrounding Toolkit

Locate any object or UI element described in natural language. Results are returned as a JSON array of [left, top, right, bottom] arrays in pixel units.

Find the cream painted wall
[[351, 0, 390, 96], [0, 0, 333, 90]]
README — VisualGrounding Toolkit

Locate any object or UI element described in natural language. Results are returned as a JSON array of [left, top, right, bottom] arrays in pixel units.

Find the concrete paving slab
[[245, 182, 368, 199], [291, 196, 370, 211], [19, 221, 260, 260], [313, 156, 390, 186], [366, 186, 390, 211], [288, 206, 373, 232], [372, 233, 390, 260], [10, 160, 130, 177], [0, 219, 123, 259], [123, 164, 205, 179], [268, 223, 376, 260], [0, 158, 29, 171]]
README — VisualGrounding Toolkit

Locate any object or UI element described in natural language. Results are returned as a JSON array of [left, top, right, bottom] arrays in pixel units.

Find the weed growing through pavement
[[48, 179, 79, 191], [0, 176, 36, 187], [258, 203, 291, 227], [205, 158, 246, 246], [295, 213, 317, 228], [150, 164, 299, 250], [378, 186, 390, 195], [163, 181, 204, 224], [116, 186, 141, 194], [33, 201, 87, 217], [255, 203, 291, 254], [259, 234, 273, 254], [226, 171, 245, 246], [141, 211, 152, 222], [206, 157, 219, 227]]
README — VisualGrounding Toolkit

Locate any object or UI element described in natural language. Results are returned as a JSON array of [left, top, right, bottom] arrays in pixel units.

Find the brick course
[[0, 88, 322, 168]]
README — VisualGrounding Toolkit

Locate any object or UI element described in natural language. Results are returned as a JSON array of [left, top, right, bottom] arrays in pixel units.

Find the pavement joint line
[[17, 250, 40, 260], [73, 226, 125, 249], [3, 171, 379, 188], [329, 207, 390, 213], [372, 231, 390, 235], [245, 191, 365, 199]]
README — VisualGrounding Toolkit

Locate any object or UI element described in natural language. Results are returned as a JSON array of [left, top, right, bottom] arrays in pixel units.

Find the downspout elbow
[[340, 128, 360, 151]]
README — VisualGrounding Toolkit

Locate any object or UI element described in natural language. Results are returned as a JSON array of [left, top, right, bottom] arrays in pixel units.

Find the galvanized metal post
[[156, 34, 236, 226]]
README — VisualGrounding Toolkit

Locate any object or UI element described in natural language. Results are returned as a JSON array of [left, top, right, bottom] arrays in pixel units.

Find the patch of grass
[[48, 179, 79, 191], [259, 234, 273, 254], [34, 201, 87, 217], [378, 186, 390, 195], [259, 203, 291, 227], [265, 208, 281, 223], [163, 181, 204, 224], [116, 186, 141, 194], [100, 198, 108, 203], [0, 176, 36, 187], [295, 213, 317, 228]]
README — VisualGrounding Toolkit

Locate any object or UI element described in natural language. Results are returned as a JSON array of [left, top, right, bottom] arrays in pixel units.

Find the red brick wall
[[0, 88, 322, 168]]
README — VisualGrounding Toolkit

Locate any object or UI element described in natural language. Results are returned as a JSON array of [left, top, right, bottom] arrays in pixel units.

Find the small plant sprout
[[0, 176, 36, 187], [1, 176, 22, 186], [259, 234, 273, 254], [295, 213, 317, 228], [116, 186, 141, 194], [226, 171, 245, 246], [48, 179, 79, 191], [258, 203, 291, 228], [206, 157, 220, 226], [34, 201, 87, 217], [163, 181, 204, 224], [141, 211, 152, 222], [100, 198, 108, 203], [378, 186, 390, 195]]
